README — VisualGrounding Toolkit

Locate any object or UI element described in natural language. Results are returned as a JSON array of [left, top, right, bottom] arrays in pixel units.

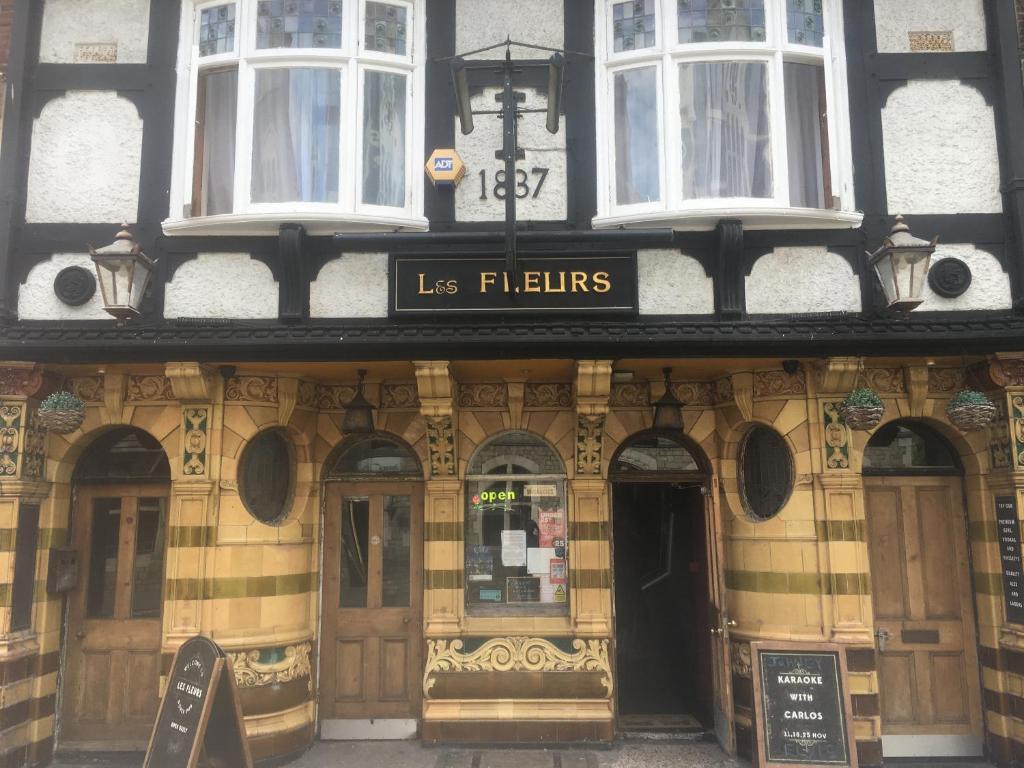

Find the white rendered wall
[[26, 92, 142, 223], [746, 247, 862, 315], [40, 0, 151, 63], [919, 245, 1012, 311], [18, 254, 109, 321], [310, 253, 389, 318], [454, 0, 566, 222], [874, 0, 986, 53], [164, 254, 278, 319], [882, 81, 1001, 215], [637, 250, 714, 315]]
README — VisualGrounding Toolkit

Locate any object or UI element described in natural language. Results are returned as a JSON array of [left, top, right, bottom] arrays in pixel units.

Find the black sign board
[[144, 635, 253, 768], [506, 576, 541, 603], [751, 642, 857, 768], [996, 496, 1024, 625], [389, 254, 638, 316]]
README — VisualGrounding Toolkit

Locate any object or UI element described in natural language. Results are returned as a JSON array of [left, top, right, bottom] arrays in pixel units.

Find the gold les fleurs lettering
[[418, 271, 613, 296]]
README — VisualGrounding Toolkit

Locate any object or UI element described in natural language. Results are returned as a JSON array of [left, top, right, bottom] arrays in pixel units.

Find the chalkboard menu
[[144, 635, 252, 768], [751, 642, 857, 768], [996, 496, 1024, 625]]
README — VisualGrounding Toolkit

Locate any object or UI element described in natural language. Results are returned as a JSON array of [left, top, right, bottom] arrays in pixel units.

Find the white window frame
[[594, 0, 862, 231], [166, 0, 427, 236]]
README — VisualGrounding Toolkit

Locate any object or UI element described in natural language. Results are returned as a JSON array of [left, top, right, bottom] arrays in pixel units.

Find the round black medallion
[[53, 266, 97, 306], [928, 257, 973, 298]]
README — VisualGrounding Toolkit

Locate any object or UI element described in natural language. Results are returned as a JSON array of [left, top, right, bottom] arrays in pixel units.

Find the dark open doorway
[[612, 481, 713, 730]]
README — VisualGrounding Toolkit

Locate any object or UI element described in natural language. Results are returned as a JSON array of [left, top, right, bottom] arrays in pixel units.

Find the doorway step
[[617, 714, 709, 741]]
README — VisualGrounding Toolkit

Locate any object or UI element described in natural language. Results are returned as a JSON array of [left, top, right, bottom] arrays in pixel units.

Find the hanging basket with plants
[[36, 391, 86, 434], [946, 389, 997, 432], [838, 388, 885, 431]]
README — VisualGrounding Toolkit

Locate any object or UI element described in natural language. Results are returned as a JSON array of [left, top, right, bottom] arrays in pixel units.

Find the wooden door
[[706, 475, 735, 752], [320, 483, 423, 735], [62, 485, 169, 749], [865, 476, 984, 757]]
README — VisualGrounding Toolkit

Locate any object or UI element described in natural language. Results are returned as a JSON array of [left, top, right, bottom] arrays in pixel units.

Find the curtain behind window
[[252, 68, 340, 203], [362, 70, 407, 207], [199, 68, 238, 215], [678, 61, 772, 199], [784, 62, 826, 208]]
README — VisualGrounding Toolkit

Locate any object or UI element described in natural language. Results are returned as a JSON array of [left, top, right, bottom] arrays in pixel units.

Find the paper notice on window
[[527, 547, 557, 575], [501, 530, 527, 567], [525, 484, 558, 498], [539, 510, 566, 547]]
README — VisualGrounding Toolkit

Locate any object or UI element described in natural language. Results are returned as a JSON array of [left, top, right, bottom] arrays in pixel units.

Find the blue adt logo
[[434, 157, 454, 171]]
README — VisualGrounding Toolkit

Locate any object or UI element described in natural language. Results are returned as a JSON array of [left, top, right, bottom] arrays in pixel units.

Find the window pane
[[467, 432, 564, 476], [785, 62, 827, 208], [10, 503, 40, 632], [199, 3, 236, 56], [252, 68, 340, 203], [340, 497, 370, 607], [382, 495, 411, 607], [329, 436, 420, 477], [362, 70, 407, 207], [239, 429, 295, 523], [614, 66, 660, 205], [195, 68, 237, 216], [87, 499, 121, 618], [365, 2, 408, 55], [612, 0, 657, 53], [131, 498, 166, 618], [741, 427, 793, 520], [257, 0, 343, 49], [612, 434, 700, 474], [74, 428, 170, 484], [678, 0, 766, 44], [863, 423, 959, 472], [679, 61, 772, 199], [787, 0, 824, 46]]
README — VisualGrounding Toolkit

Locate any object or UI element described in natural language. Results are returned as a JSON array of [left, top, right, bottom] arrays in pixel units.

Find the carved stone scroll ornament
[[525, 383, 573, 409], [382, 383, 420, 409], [229, 642, 313, 694], [576, 414, 605, 475], [609, 383, 650, 408], [458, 383, 508, 408], [423, 638, 612, 699], [730, 641, 752, 679], [127, 375, 175, 402], [68, 376, 104, 403], [225, 376, 279, 404], [426, 416, 456, 476], [316, 384, 358, 410], [753, 370, 807, 398]]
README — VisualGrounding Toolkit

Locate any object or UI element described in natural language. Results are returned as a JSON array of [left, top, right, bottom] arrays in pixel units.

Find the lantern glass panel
[[129, 256, 152, 309]]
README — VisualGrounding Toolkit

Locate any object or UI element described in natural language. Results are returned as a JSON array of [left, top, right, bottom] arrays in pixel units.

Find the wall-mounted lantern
[[868, 215, 937, 312], [342, 369, 376, 434], [89, 225, 156, 324], [652, 367, 685, 431]]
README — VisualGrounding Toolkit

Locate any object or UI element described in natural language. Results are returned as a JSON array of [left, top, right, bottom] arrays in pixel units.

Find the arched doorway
[[60, 427, 171, 750], [609, 430, 713, 735], [863, 420, 983, 759], [319, 433, 424, 740]]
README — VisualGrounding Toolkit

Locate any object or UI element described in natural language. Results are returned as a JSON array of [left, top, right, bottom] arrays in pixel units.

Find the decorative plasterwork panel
[[823, 403, 850, 470], [297, 380, 317, 408], [991, 396, 1012, 471], [524, 383, 573, 409], [991, 357, 1024, 388], [458, 383, 508, 408], [928, 367, 964, 394], [610, 382, 650, 408], [0, 405, 22, 476], [67, 376, 104, 402], [229, 642, 312, 694], [576, 414, 606, 475], [908, 31, 954, 52], [713, 377, 734, 406], [183, 408, 209, 476], [22, 409, 46, 479], [863, 368, 905, 394], [382, 383, 420, 409], [127, 375, 176, 402], [675, 382, 714, 406], [0, 365, 44, 397], [225, 376, 278, 404], [730, 641, 752, 679], [753, 370, 807, 398], [1012, 395, 1024, 469], [423, 638, 612, 699], [315, 384, 358, 410], [425, 416, 456, 477]]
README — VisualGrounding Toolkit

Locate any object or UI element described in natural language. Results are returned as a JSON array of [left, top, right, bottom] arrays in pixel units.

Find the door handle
[[875, 628, 890, 653], [402, 617, 410, 625], [75, 630, 86, 639]]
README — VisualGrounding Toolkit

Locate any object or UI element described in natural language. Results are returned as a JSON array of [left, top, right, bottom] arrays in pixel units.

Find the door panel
[[321, 482, 423, 729], [865, 476, 982, 754], [62, 486, 167, 748]]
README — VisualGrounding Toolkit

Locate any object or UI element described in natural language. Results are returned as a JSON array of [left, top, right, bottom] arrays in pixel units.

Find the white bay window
[[595, 0, 860, 230], [166, 0, 425, 235]]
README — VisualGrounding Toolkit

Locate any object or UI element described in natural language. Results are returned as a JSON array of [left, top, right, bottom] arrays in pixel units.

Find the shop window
[[169, 0, 425, 235], [596, 0, 858, 230], [863, 421, 960, 474], [465, 432, 569, 616], [740, 425, 793, 520], [10, 503, 40, 632], [238, 428, 296, 524]]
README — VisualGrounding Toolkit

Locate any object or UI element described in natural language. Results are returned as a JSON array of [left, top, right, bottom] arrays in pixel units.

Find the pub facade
[[3, 0, 1024, 766]]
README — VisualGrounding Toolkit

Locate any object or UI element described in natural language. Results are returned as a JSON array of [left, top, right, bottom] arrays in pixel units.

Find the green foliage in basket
[[948, 389, 992, 408], [840, 388, 883, 409], [39, 391, 85, 413]]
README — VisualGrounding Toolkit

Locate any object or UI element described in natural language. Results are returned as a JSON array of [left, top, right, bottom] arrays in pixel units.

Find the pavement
[[53, 740, 742, 768]]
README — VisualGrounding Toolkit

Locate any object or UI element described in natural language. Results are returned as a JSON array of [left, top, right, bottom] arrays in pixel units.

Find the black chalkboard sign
[[506, 576, 541, 603], [751, 642, 857, 768], [996, 496, 1024, 625], [144, 635, 253, 768]]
